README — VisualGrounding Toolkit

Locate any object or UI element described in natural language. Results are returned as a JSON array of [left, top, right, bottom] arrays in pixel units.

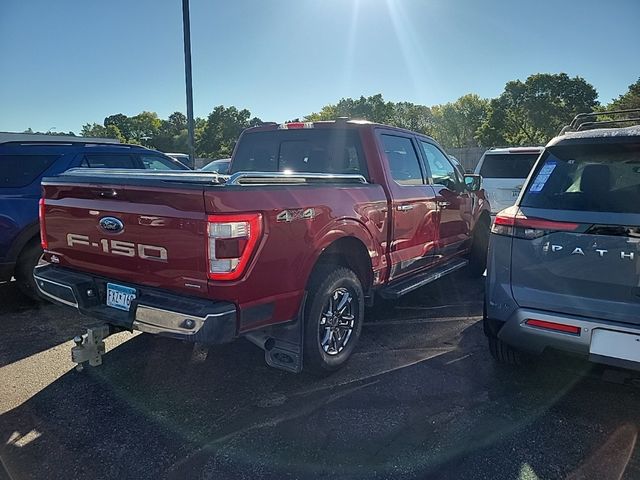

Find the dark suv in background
[[0, 134, 189, 298], [484, 110, 640, 370]]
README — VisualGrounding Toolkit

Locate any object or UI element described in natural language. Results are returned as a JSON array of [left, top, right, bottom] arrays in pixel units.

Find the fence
[[446, 147, 486, 172]]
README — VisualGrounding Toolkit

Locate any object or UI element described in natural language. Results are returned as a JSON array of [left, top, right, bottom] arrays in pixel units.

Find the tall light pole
[[182, 0, 196, 167]]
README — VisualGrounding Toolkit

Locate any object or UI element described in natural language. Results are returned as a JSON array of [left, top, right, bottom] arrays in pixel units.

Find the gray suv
[[484, 110, 640, 370]]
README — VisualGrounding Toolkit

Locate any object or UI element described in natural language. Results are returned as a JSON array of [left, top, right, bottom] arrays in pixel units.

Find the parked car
[[201, 158, 231, 174], [35, 119, 491, 374], [484, 110, 640, 370], [0, 135, 188, 298], [475, 147, 543, 215]]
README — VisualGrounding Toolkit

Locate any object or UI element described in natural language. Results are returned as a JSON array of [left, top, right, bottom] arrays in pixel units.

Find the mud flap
[[245, 294, 306, 373]]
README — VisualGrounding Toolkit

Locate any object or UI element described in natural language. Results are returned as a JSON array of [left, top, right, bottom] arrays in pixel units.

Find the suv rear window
[[0, 154, 59, 188], [480, 153, 539, 179], [521, 142, 640, 213], [231, 129, 367, 178]]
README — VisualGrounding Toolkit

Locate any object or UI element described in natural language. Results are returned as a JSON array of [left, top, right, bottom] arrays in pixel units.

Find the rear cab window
[[0, 154, 59, 187], [231, 128, 368, 178], [480, 153, 540, 179], [521, 142, 640, 213]]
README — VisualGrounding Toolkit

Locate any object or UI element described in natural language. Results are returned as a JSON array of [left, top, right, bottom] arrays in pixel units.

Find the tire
[[467, 218, 490, 278], [487, 334, 523, 366], [303, 265, 364, 376], [15, 240, 45, 300]]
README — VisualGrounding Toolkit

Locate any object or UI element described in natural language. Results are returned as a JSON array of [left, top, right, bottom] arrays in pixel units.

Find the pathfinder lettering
[[546, 243, 636, 261]]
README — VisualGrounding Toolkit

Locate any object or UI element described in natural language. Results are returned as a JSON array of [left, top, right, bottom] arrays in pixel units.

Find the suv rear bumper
[[491, 307, 640, 370], [33, 265, 237, 344]]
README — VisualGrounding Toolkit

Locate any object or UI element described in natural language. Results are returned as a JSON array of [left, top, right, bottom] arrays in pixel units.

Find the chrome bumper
[[34, 265, 237, 344]]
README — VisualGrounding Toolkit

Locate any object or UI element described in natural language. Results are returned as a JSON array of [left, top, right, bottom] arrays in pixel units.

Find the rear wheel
[[467, 218, 490, 277], [15, 240, 45, 300], [303, 265, 364, 376], [487, 334, 522, 366]]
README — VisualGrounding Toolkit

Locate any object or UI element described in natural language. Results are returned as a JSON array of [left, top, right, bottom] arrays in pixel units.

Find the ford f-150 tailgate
[[40, 171, 212, 298]]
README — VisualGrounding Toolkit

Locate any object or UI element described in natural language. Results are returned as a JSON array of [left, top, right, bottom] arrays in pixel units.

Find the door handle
[[437, 201, 451, 209], [397, 204, 414, 211]]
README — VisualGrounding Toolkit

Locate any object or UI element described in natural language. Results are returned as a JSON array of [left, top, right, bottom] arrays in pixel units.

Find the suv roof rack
[[560, 108, 640, 135], [0, 132, 121, 145]]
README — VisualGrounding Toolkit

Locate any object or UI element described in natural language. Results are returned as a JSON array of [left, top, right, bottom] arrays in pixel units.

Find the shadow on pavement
[[3, 272, 640, 479], [3, 315, 640, 479], [0, 281, 89, 368]]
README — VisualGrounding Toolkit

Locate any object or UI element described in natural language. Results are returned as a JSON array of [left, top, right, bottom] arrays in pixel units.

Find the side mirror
[[464, 174, 482, 192]]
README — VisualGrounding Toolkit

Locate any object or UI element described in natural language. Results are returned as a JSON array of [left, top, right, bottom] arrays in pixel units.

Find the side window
[[0, 155, 59, 188], [139, 154, 184, 170], [420, 142, 460, 190], [84, 154, 135, 169], [380, 134, 424, 186]]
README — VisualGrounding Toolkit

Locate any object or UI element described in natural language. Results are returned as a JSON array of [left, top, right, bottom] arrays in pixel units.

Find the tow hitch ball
[[71, 325, 111, 372]]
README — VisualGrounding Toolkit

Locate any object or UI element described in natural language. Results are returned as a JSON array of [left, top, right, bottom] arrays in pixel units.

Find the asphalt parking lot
[[2, 273, 640, 480]]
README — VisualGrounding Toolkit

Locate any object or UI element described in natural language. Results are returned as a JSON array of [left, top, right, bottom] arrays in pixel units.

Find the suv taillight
[[492, 206, 580, 239], [207, 213, 263, 280], [39, 198, 48, 250]]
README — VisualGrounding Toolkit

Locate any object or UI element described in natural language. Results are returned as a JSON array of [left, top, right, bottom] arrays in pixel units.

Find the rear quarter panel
[[204, 183, 389, 332]]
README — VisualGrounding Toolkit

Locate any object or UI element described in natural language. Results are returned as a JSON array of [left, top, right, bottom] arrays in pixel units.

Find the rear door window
[[139, 154, 185, 170], [480, 153, 539, 179], [83, 154, 136, 168], [381, 134, 424, 185], [0, 154, 59, 187], [521, 142, 640, 213], [231, 129, 367, 178]]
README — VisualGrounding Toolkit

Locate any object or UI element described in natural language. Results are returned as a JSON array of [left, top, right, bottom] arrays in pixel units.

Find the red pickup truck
[[35, 120, 490, 374]]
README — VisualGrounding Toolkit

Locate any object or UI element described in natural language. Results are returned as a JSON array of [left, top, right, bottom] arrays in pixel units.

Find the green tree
[[81, 123, 124, 142], [306, 94, 395, 124], [390, 102, 434, 135], [477, 73, 599, 146], [431, 94, 489, 148], [197, 106, 261, 158], [609, 78, 640, 111], [127, 111, 162, 145], [104, 113, 131, 140]]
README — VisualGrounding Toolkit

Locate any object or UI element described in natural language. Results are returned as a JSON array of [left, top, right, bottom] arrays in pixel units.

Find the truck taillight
[[207, 213, 263, 280], [492, 206, 579, 239], [39, 198, 48, 250]]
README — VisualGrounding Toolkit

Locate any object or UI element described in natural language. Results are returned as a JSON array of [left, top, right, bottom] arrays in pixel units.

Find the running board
[[379, 258, 469, 300]]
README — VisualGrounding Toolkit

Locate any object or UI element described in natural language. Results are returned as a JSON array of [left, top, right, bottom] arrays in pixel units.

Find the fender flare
[[301, 217, 383, 291]]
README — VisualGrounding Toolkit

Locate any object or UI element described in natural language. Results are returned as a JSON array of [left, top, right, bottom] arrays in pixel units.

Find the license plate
[[590, 329, 640, 363], [106, 283, 137, 312]]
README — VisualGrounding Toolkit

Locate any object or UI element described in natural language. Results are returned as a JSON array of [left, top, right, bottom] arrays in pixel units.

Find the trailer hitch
[[71, 324, 112, 371]]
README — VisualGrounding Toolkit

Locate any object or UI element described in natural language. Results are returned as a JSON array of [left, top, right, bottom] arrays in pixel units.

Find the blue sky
[[1, 0, 639, 133]]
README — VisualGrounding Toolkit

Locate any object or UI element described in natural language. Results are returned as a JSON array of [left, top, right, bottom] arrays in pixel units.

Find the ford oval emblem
[[99, 216, 124, 233]]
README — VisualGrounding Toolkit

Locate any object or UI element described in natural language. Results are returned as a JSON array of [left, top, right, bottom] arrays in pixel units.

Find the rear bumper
[[33, 265, 237, 344], [490, 307, 640, 370]]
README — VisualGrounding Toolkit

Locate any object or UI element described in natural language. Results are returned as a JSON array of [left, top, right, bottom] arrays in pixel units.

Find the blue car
[[0, 134, 189, 298]]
